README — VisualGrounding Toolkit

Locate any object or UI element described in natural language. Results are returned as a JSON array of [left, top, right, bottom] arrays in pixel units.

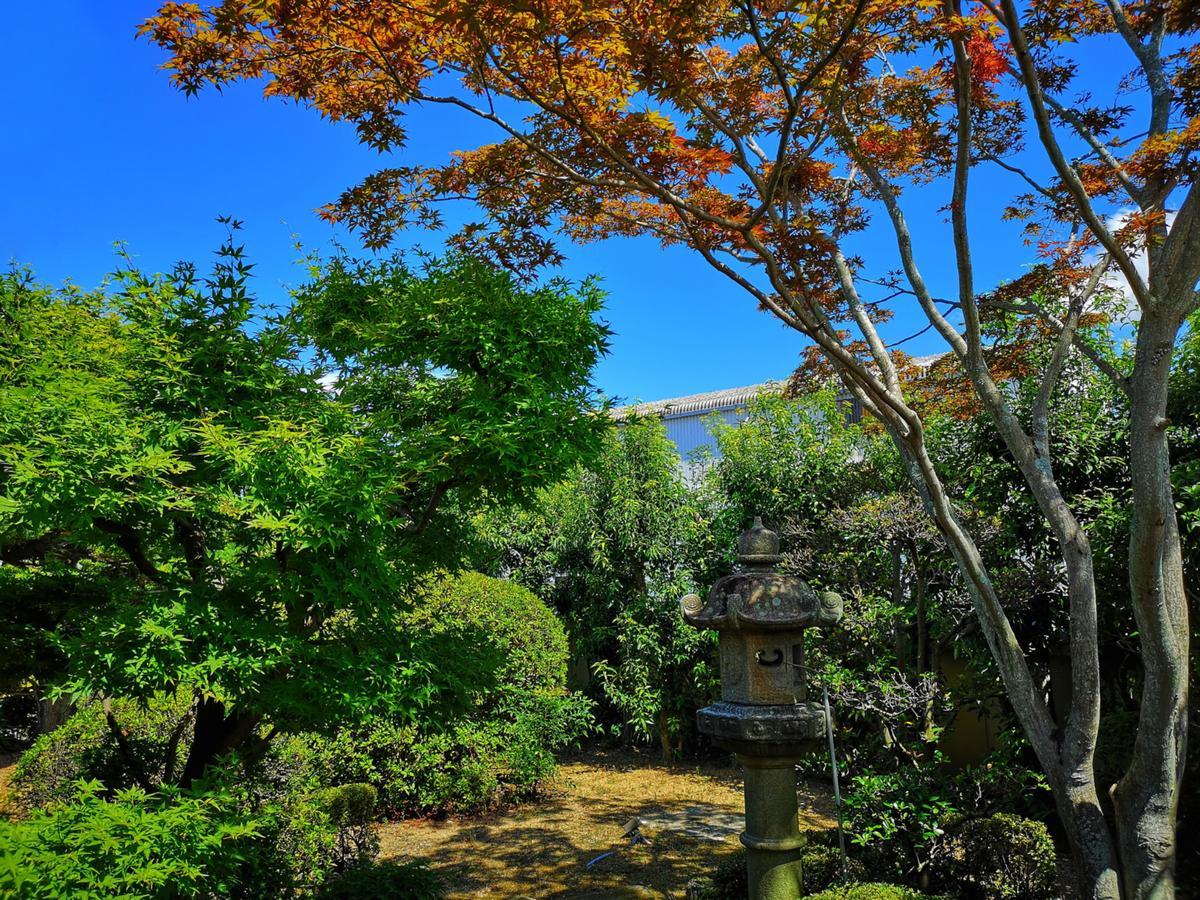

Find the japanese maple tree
[[0, 232, 610, 786], [143, 2, 1199, 897]]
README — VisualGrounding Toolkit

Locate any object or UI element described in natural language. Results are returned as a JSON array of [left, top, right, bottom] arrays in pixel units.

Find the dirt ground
[[377, 748, 836, 899], [0, 752, 20, 818]]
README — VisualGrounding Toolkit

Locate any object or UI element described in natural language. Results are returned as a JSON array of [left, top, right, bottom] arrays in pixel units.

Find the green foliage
[[804, 883, 940, 900], [11, 714, 387, 896], [698, 390, 870, 570], [317, 784, 378, 871], [315, 860, 444, 900], [292, 252, 612, 496], [843, 764, 956, 883], [929, 813, 1057, 900], [0, 780, 260, 899], [11, 692, 193, 809], [0, 233, 610, 782], [802, 844, 868, 894], [408, 570, 571, 694], [482, 413, 714, 755], [276, 571, 590, 815]]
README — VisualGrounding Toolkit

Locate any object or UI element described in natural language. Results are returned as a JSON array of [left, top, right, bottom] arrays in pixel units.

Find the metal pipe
[[823, 684, 847, 880]]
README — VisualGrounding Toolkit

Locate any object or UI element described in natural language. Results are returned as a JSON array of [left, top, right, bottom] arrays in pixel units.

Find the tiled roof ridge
[[613, 354, 944, 419], [613, 380, 784, 419]]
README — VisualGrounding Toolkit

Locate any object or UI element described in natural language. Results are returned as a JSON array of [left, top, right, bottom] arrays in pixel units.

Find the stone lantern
[[682, 517, 842, 900]]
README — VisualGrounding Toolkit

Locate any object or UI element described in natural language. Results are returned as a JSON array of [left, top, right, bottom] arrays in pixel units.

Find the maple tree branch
[[945, 1, 983, 378], [834, 249, 901, 394], [1031, 259, 1108, 460], [745, 0, 869, 229], [401, 479, 459, 536], [739, 0, 797, 114], [979, 153, 1056, 203], [474, 34, 746, 234], [1157, 181, 1200, 319], [840, 126, 969, 358], [94, 518, 165, 584], [979, 297, 1131, 396], [1042, 94, 1147, 209], [996, 0, 1151, 310], [883, 319, 937, 350], [1098, 0, 1172, 141], [103, 698, 156, 792]]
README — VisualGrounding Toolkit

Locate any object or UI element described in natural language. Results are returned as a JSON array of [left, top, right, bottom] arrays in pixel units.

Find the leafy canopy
[[0, 232, 611, 742]]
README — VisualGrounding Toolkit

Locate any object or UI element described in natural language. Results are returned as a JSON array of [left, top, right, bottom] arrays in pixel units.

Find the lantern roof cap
[[738, 516, 781, 568]]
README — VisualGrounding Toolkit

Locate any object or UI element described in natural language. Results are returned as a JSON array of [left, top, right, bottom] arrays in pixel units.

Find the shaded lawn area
[[379, 748, 836, 898]]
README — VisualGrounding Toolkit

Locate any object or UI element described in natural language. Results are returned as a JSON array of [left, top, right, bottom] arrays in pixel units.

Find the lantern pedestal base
[[739, 754, 805, 900]]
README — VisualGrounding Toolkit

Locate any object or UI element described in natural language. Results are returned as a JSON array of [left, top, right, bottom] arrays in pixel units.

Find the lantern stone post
[[682, 517, 842, 900]]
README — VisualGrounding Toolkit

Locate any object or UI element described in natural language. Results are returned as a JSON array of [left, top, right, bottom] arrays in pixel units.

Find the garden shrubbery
[[10, 692, 192, 809], [0, 775, 391, 899], [3, 570, 586, 893], [929, 813, 1057, 900], [690, 819, 1053, 900], [282, 571, 591, 815], [0, 781, 259, 898]]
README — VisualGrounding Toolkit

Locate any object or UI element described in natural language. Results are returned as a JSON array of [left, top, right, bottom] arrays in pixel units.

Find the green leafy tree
[[0, 229, 610, 786], [484, 413, 714, 760]]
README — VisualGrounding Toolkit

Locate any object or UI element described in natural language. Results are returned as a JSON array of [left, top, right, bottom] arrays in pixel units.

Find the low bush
[[287, 572, 592, 816], [11, 691, 192, 809], [803, 844, 867, 894], [315, 860, 444, 900], [0, 774, 390, 899], [319, 783, 379, 871], [929, 813, 1057, 900], [805, 883, 940, 900], [0, 780, 260, 898]]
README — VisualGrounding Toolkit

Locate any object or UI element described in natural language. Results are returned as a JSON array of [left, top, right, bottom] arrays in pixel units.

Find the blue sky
[[0, 4, 1132, 403]]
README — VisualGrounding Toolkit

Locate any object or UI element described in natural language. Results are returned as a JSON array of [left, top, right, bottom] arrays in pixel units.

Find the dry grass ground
[[377, 748, 836, 899], [0, 752, 21, 819]]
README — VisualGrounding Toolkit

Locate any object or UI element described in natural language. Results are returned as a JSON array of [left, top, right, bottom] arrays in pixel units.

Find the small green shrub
[[843, 764, 956, 884], [0, 780, 260, 898], [212, 758, 381, 896], [288, 572, 591, 816], [930, 813, 1057, 900], [805, 882, 939, 900], [319, 783, 379, 869], [803, 844, 867, 894], [407, 570, 570, 693], [11, 692, 192, 809], [315, 860, 444, 900]]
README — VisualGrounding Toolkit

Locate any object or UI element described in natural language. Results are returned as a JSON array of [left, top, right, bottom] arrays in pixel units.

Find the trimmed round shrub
[[289, 571, 592, 816], [805, 883, 940, 900], [930, 813, 1057, 900], [407, 570, 571, 692]]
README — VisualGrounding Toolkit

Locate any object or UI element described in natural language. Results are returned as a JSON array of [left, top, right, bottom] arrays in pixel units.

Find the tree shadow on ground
[[378, 748, 835, 898]]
